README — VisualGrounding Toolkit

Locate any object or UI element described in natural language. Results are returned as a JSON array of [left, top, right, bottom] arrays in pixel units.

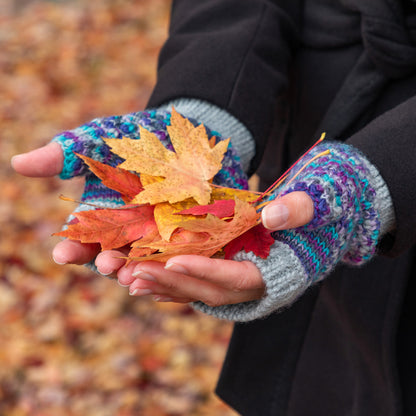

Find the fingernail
[[153, 295, 173, 302], [130, 288, 153, 296], [97, 267, 114, 276], [132, 269, 156, 282], [118, 281, 129, 287], [164, 262, 189, 274], [10, 155, 20, 165], [262, 203, 289, 230], [52, 255, 67, 265]]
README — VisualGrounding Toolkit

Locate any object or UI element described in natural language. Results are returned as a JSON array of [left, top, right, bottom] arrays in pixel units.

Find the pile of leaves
[[57, 109, 274, 261]]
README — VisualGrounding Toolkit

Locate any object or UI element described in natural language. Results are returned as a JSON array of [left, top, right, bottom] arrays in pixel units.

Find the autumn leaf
[[104, 108, 229, 205], [210, 186, 259, 203], [54, 205, 158, 250], [154, 188, 257, 240], [223, 224, 275, 259], [153, 199, 199, 241], [76, 153, 143, 203], [176, 199, 235, 218], [130, 199, 260, 262]]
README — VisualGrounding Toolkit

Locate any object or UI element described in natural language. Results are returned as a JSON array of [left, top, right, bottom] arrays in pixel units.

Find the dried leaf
[[223, 224, 275, 259], [176, 199, 235, 218], [104, 108, 229, 205], [75, 153, 143, 203], [54, 205, 158, 250], [130, 199, 260, 262], [154, 199, 198, 241]]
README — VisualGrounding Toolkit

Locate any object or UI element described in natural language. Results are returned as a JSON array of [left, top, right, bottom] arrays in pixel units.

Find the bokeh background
[[0, 1, 238, 414]]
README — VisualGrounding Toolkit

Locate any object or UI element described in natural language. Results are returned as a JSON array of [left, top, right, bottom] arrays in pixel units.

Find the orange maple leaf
[[55, 205, 159, 251], [75, 153, 143, 203], [104, 108, 229, 205]]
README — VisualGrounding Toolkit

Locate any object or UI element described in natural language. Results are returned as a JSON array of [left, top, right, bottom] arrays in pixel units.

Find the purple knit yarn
[[52, 109, 248, 208], [270, 141, 380, 283]]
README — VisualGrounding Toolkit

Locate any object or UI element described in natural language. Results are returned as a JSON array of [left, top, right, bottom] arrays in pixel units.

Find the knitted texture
[[193, 141, 382, 321], [52, 109, 248, 208], [52, 108, 248, 274], [275, 141, 380, 282]]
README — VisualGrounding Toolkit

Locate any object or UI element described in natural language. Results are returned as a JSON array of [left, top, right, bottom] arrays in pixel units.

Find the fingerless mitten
[[52, 107, 249, 273], [194, 141, 393, 321], [53, 109, 248, 209]]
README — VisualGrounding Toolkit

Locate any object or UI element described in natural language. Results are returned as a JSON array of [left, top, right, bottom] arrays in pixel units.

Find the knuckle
[[231, 261, 260, 292], [161, 278, 178, 291]]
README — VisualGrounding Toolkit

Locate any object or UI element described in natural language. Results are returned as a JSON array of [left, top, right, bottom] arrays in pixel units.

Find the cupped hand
[[117, 255, 265, 305], [110, 191, 314, 306], [12, 143, 315, 306]]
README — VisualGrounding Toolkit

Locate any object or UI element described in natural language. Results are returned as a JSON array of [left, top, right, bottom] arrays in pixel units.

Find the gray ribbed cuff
[[365, 161, 395, 236], [192, 241, 308, 322], [159, 98, 255, 173]]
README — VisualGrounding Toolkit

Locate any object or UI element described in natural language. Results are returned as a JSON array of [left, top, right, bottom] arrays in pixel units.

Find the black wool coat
[[148, 0, 416, 414]]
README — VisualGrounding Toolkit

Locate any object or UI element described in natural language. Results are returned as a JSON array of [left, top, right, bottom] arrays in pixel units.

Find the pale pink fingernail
[[262, 203, 289, 230], [97, 266, 114, 276], [165, 262, 188, 274], [52, 254, 67, 265], [130, 288, 153, 296], [132, 269, 156, 281], [153, 295, 173, 302]]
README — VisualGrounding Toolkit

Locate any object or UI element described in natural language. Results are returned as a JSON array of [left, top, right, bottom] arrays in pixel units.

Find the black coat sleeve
[[347, 96, 416, 256], [147, 0, 302, 174]]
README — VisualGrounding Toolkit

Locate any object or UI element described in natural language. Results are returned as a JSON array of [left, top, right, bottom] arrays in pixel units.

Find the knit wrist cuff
[[364, 159, 395, 236], [159, 98, 255, 173], [192, 241, 309, 322]]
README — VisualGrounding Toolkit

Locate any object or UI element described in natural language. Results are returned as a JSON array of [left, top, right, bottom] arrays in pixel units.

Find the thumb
[[11, 142, 64, 177], [261, 191, 314, 231]]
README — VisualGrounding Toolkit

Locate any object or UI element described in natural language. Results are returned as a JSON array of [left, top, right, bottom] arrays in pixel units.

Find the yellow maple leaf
[[153, 188, 258, 241], [104, 108, 229, 205]]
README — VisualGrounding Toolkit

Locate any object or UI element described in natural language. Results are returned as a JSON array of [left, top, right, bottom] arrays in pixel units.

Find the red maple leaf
[[223, 224, 274, 259], [175, 199, 235, 218]]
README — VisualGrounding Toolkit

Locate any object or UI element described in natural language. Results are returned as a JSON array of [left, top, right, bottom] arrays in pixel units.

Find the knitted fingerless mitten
[[194, 141, 389, 321], [53, 108, 248, 272], [53, 109, 248, 206]]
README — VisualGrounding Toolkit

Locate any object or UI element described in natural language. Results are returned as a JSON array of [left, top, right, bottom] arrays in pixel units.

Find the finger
[[132, 259, 264, 306], [152, 295, 194, 304], [117, 261, 138, 286], [95, 250, 128, 276], [128, 278, 194, 303], [52, 239, 100, 265], [165, 255, 265, 292], [11, 142, 64, 177], [262, 191, 314, 230]]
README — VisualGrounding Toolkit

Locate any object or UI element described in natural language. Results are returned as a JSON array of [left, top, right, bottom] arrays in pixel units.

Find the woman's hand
[[12, 143, 314, 306], [12, 142, 103, 266], [112, 192, 314, 305]]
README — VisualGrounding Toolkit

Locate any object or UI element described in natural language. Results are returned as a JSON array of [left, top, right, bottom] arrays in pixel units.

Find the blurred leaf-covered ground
[[0, 1, 237, 414]]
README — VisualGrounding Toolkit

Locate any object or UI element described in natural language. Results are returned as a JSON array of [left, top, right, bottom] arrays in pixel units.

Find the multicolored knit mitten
[[53, 108, 248, 209], [52, 108, 248, 272], [194, 141, 391, 321]]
